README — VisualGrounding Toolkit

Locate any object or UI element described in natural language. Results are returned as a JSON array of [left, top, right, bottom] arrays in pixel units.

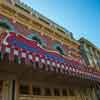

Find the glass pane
[[32, 86, 41, 95], [44, 88, 51, 96]]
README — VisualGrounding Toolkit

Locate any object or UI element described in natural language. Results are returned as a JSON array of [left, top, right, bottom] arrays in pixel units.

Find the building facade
[[79, 38, 100, 100], [79, 38, 100, 69], [0, 0, 99, 100]]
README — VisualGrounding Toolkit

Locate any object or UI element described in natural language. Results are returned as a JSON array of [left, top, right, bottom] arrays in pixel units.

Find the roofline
[[0, 0, 80, 46], [15, 0, 80, 45], [15, 0, 71, 35], [79, 37, 100, 51]]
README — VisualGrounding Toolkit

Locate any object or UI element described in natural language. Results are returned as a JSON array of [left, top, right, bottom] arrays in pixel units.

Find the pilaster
[[2, 80, 13, 100]]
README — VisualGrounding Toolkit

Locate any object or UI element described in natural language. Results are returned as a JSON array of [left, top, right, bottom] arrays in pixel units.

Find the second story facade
[[79, 38, 100, 70]]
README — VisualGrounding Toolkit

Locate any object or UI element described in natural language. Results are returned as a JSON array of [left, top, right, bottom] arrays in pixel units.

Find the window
[[82, 53, 90, 65], [53, 43, 64, 55], [32, 86, 41, 95], [44, 88, 51, 96], [32, 35, 46, 48], [69, 88, 75, 96], [81, 89, 88, 96], [97, 58, 100, 67], [62, 89, 67, 96], [0, 22, 11, 30], [54, 88, 60, 96], [19, 83, 29, 95], [56, 46, 64, 55], [32, 36, 42, 46], [27, 33, 46, 48]]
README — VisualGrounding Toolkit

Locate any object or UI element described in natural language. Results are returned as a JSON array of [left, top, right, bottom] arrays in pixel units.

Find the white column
[[91, 88, 97, 100], [90, 47, 97, 68], [83, 44, 91, 66], [14, 80, 19, 100], [2, 80, 13, 100]]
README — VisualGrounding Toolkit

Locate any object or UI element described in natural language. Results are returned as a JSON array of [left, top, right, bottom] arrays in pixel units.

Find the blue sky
[[21, 0, 100, 48]]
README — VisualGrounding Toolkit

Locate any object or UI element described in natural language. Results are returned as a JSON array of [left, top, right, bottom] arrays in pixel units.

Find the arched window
[[56, 46, 64, 55], [53, 43, 64, 55], [32, 36, 42, 46], [0, 21, 13, 34], [27, 33, 46, 48], [0, 22, 11, 30], [0, 19, 16, 33]]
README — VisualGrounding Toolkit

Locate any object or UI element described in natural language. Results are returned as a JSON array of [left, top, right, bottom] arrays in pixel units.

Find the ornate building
[[0, 0, 99, 100], [79, 38, 100, 100], [79, 37, 100, 69]]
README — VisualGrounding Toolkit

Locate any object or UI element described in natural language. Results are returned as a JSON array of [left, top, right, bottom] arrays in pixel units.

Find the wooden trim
[[29, 81, 32, 95]]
